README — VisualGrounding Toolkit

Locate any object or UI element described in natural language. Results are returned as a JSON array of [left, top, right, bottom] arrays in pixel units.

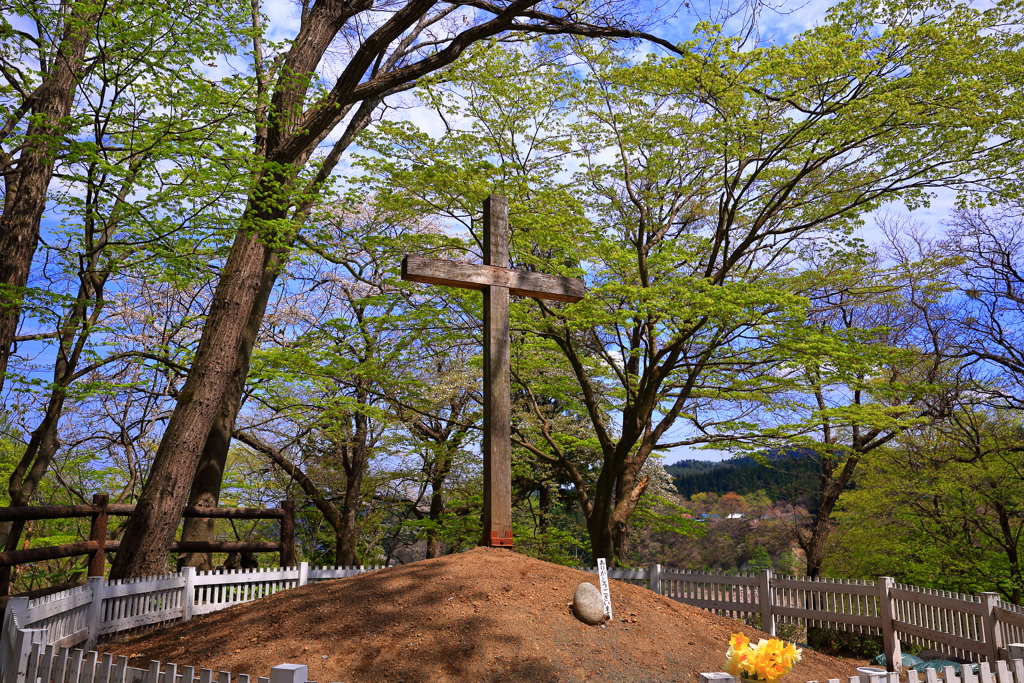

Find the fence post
[[5, 598, 28, 631], [279, 501, 295, 568], [982, 592, 1004, 661], [269, 664, 306, 683], [84, 576, 105, 651], [759, 569, 774, 636], [88, 494, 109, 577], [297, 562, 308, 588], [181, 566, 196, 622], [877, 577, 902, 674], [649, 564, 661, 595]]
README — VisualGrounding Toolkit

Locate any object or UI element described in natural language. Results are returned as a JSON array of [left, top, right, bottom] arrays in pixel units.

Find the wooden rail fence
[[0, 498, 297, 596]]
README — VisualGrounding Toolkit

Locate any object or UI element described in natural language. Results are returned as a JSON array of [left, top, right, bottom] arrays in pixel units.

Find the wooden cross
[[401, 195, 585, 548]]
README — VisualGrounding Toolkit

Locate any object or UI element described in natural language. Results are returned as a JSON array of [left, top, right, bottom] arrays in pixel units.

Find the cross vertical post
[[482, 196, 512, 547], [400, 194, 585, 550]]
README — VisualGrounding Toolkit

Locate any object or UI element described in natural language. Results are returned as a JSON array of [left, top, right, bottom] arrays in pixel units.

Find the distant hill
[[667, 449, 823, 503]]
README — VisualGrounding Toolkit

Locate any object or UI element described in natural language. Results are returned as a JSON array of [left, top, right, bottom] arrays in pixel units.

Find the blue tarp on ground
[[869, 654, 926, 668]]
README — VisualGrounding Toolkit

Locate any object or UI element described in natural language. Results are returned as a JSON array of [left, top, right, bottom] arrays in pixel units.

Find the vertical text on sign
[[597, 558, 613, 620]]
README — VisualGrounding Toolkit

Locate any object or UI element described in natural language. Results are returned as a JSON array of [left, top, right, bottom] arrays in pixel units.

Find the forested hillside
[[668, 453, 823, 506]]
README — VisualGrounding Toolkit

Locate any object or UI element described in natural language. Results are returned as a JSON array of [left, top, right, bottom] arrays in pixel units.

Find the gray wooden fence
[[591, 566, 1024, 664]]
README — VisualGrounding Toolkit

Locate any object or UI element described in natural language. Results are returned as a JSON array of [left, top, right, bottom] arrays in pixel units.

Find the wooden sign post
[[401, 195, 585, 547]]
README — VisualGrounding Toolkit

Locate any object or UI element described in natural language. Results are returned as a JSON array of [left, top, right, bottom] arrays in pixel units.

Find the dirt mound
[[105, 548, 862, 683]]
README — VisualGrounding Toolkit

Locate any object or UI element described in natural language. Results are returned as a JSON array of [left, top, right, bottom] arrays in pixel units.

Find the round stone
[[572, 582, 606, 625]]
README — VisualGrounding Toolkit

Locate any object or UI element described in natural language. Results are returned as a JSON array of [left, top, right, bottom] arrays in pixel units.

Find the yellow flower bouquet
[[725, 632, 803, 682]]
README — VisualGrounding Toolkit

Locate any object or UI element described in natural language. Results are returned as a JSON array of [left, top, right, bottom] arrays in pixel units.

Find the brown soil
[[105, 548, 864, 683]]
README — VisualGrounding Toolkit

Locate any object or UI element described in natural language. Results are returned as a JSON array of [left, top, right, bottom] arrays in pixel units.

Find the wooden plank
[[893, 620, 987, 657], [82, 651, 98, 683], [68, 649, 84, 683], [26, 641, 43, 683], [53, 647, 68, 683], [39, 644, 54, 683], [772, 605, 882, 628], [995, 607, 1024, 630], [0, 505, 99, 521], [672, 597, 758, 613], [170, 542, 282, 554], [996, 661, 1012, 683], [481, 196, 512, 548], [99, 608, 184, 635], [192, 570, 296, 586], [101, 578, 183, 599], [771, 578, 878, 595], [401, 255, 585, 303], [96, 654, 113, 683], [660, 572, 759, 586], [0, 542, 100, 567], [101, 505, 284, 519], [891, 588, 985, 614], [1011, 659, 1024, 683]]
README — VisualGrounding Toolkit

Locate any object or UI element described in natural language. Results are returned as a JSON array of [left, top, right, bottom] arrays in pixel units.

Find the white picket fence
[[703, 658, 1024, 683], [591, 566, 1024, 664], [7, 561, 1024, 683], [3, 640, 330, 683], [0, 563, 380, 683]]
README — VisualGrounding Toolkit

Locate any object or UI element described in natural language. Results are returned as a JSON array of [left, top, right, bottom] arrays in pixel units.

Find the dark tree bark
[[0, 1, 97, 393]]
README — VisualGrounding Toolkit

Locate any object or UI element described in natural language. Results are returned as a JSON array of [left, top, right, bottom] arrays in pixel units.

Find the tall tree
[[0, 0, 100, 392], [359, 0, 1024, 563], [110, 0, 683, 579], [0, 0, 249, 589]]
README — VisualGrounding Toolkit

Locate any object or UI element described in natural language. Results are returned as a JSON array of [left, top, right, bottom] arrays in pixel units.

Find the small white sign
[[596, 557, 613, 620]]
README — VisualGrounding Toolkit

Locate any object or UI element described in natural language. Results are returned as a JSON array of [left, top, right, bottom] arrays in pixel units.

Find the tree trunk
[[0, 2, 96, 392], [335, 411, 369, 567], [801, 455, 860, 578], [178, 254, 283, 569], [425, 466, 450, 560]]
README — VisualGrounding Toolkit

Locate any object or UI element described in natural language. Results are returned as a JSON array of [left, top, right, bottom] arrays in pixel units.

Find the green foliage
[[829, 409, 1024, 602]]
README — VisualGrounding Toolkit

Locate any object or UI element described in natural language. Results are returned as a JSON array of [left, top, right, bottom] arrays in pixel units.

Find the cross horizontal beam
[[401, 255, 585, 303]]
